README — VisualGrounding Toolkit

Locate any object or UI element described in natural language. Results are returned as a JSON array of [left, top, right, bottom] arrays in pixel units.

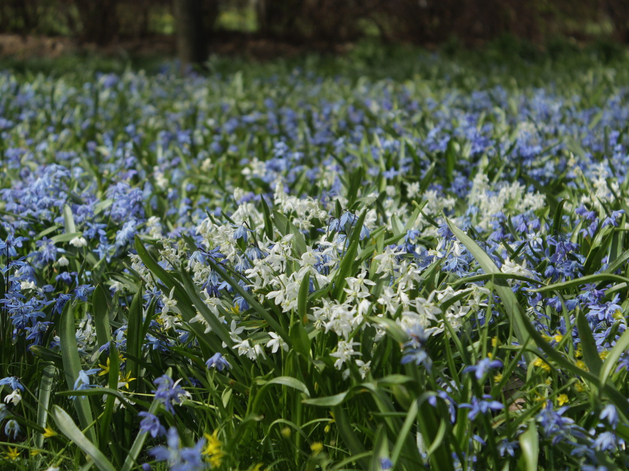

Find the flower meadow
[[2, 52, 629, 471]]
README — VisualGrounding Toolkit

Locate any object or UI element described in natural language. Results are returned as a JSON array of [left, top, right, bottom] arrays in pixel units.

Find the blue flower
[[462, 358, 503, 380], [594, 431, 616, 452], [139, 412, 166, 438], [401, 325, 432, 371], [4, 419, 19, 439], [459, 395, 503, 421], [153, 375, 189, 415], [149, 427, 207, 471], [0, 377, 23, 391], [600, 404, 619, 429], [73, 368, 100, 395], [497, 439, 517, 457], [206, 353, 231, 372]]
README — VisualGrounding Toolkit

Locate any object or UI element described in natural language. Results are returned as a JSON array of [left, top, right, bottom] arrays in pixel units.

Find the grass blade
[[51, 405, 116, 471], [518, 420, 539, 471], [92, 284, 112, 349], [35, 364, 56, 449], [446, 218, 532, 362], [59, 301, 97, 445]]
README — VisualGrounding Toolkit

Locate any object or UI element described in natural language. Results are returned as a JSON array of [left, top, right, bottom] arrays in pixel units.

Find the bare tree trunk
[[174, 0, 208, 72], [75, 0, 119, 45], [605, 0, 629, 43]]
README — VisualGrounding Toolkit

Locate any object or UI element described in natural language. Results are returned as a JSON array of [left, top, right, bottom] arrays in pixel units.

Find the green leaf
[[304, 391, 350, 407], [446, 218, 532, 362], [518, 420, 539, 471], [100, 342, 121, 459], [259, 196, 274, 240], [367, 315, 408, 344], [55, 388, 141, 411], [207, 257, 288, 341], [603, 249, 629, 275], [134, 237, 231, 350], [30, 345, 63, 368], [63, 204, 76, 234], [121, 399, 161, 471], [59, 302, 97, 445], [369, 424, 388, 471], [390, 398, 419, 466], [51, 231, 83, 243], [600, 327, 629, 389], [450, 272, 541, 288], [332, 210, 367, 300], [552, 199, 566, 236], [426, 419, 447, 458], [35, 365, 56, 449], [576, 311, 602, 377], [256, 376, 311, 397], [125, 287, 144, 393], [534, 273, 629, 293], [51, 406, 116, 471], [92, 284, 111, 349], [333, 405, 368, 469], [290, 273, 312, 357]]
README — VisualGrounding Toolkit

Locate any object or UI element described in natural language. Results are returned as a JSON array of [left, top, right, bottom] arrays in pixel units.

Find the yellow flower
[[311, 442, 324, 455], [281, 427, 291, 438], [203, 430, 224, 467], [576, 344, 583, 358], [324, 412, 336, 433], [557, 394, 569, 406], [575, 360, 588, 371], [118, 371, 136, 389], [533, 358, 551, 373], [43, 427, 57, 438], [98, 358, 111, 376], [4, 447, 19, 461], [599, 350, 609, 361], [30, 449, 40, 457], [553, 333, 563, 343], [231, 304, 240, 315], [493, 373, 503, 383], [491, 337, 499, 347], [545, 378, 552, 386]]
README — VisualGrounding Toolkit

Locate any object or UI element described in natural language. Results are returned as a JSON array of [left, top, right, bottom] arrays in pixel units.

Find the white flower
[[330, 340, 361, 370], [4, 389, 21, 405], [356, 360, 371, 379], [266, 332, 289, 353], [344, 271, 375, 301], [377, 287, 399, 315], [161, 288, 178, 316], [69, 236, 88, 248], [20, 280, 36, 291], [266, 274, 300, 312], [501, 258, 536, 278], [57, 256, 70, 267], [406, 181, 421, 198]]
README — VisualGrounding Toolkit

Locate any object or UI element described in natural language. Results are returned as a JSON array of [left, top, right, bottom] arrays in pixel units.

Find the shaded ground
[[0, 32, 352, 62]]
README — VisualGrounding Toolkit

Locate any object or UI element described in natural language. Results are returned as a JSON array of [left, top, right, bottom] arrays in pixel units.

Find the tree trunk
[[174, 0, 208, 72], [76, 0, 119, 45]]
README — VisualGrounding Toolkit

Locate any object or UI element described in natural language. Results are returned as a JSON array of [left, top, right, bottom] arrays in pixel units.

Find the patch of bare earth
[[0, 33, 353, 61]]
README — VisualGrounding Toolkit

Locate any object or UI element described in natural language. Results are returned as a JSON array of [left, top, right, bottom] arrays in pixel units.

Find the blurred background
[[0, 0, 627, 68]]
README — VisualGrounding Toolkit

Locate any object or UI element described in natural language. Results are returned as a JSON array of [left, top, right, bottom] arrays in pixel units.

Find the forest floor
[[0, 32, 353, 62]]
